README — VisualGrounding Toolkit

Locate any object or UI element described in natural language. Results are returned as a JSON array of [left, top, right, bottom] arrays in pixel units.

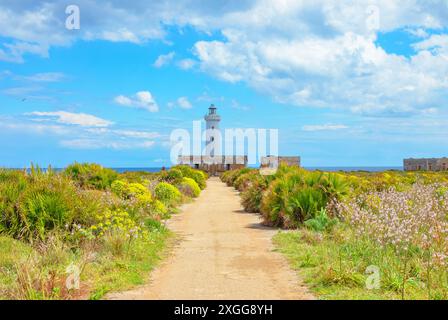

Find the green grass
[[85, 227, 171, 300], [273, 230, 442, 300], [0, 236, 33, 299], [0, 227, 171, 300]]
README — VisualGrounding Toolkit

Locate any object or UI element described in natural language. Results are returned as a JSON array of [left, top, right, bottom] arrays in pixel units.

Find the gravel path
[[107, 177, 313, 300]]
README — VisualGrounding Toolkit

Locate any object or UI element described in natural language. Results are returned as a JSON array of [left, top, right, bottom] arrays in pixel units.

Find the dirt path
[[107, 177, 313, 300]]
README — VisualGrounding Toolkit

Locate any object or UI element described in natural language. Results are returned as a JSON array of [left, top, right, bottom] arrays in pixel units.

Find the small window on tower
[[212, 126, 214, 130], [211, 137, 214, 141]]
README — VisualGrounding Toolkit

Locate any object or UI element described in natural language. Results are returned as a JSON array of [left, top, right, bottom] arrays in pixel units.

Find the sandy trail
[[107, 177, 313, 300]]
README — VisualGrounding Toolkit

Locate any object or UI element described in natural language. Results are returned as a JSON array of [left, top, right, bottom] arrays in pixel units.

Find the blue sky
[[1, 1, 448, 168]]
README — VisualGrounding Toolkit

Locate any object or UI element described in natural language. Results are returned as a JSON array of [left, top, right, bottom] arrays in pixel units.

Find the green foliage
[[224, 166, 354, 228], [241, 176, 269, 213], [154, 182, 181, 206], [0, 163, 188, 300], [0, 171, 102, 242], [179, 177, 201, 198], [111, 180, 152, 204], [64, 162, 118, 190], [172, 165, 207, 189], [287, 186, 327, 225], [150, 200, 169, 219], [304, 209, 338, 232], [165, 168, 183, 184], [110, 180, 128, 198]]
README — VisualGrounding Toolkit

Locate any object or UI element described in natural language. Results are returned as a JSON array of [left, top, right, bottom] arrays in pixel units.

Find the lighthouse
[[204, 104, 221, 157]]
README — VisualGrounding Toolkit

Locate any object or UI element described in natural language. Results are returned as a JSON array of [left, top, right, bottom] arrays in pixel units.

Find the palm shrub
[[0, 171, 100, 242], [241, 175, 269, 213], [234, 170, 259, 192], [287, 186, 327, 227], [260, 175, 298, 227], [64, 162, 118, 190], [154, 182, 181, 207]]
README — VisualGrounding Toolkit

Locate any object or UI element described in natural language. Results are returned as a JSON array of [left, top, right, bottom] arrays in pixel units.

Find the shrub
[[304, 209, 338, 232], [191, 170, 207, 189], [287, 186, 327, 225], [234, 170, 259, 192], [149, 200, 169, 220], [154, 182, 181, 206], [111, 180, 128, 198], [260, 177, 294, 227], [76, 208, 144, 241], [64, 162, 118, 190], [111, 180, 151, 203], [179, 177, 201, 198], [241, 176, 268, 213], [173, 165, 207, 190], [165, 169, 183, 184], [1, 174, 79, 241]]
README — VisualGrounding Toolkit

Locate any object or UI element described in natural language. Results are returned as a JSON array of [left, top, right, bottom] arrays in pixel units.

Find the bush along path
[[107, 177, 314, 300], [0, 163, 206, 300], [222, 166, 448, 300]]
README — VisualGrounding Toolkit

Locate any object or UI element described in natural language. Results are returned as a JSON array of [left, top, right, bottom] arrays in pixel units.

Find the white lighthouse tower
[[204, 104, 221, 157]]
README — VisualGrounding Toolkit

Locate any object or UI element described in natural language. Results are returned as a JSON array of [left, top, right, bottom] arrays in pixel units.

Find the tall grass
[[0, 163, 206, 300], [223, 166, 448, 299]]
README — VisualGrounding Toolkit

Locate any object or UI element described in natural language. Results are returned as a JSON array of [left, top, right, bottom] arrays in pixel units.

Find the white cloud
[[153, 51, 175, 67], [0, 42, 49, 63], [1, 1, 448, 120], [176, 96, 193, 109], [60, 139, 156, 150], [22, 72, 65, 82], [114, 91, 159, 112], [100, 29, 141, 44], [302, 124, 349, 132], [114, 95, 133, 106], [413, 34, 448, 52], [177, 58, 196, 70], [114, 130, 160, 139], [27, 111, 113, 127]]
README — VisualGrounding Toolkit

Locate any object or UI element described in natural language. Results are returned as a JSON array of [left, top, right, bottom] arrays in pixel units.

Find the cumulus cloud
[[114, 91, 159, 112], [153, 51, 175, 67], [177, 58, 196, 70], [176, 96, 193, 109], [1, 0, 448, 118], [27, 111, 113, 127]]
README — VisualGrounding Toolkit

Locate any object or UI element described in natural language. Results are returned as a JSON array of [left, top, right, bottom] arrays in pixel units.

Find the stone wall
[[260, 156, 301, 168], [404, 158, 448, 171]]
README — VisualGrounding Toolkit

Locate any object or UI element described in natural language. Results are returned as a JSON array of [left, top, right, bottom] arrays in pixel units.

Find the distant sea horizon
[[8, 166, 404, 173]]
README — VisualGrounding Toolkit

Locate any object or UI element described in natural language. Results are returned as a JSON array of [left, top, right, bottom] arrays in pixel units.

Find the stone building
[[260, 156, 301, 168], [403, 158, 448, 171], [178, 155, 248, 176]]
